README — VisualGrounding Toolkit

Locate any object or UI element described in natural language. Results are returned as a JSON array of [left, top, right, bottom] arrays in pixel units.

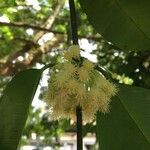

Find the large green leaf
[[96, 84, 150, 150], [79, 0, 150, 51], [0, 69, 42, 150]]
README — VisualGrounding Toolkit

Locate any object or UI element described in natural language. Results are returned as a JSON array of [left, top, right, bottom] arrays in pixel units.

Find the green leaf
[[79, 0, 150, 51], [0, 69, 42, 150], [96, 84, 150, 150]]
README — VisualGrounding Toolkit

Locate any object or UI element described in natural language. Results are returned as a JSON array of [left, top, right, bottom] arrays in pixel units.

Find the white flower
[[53, 71, 69, 88], [63, 62, 77, 76], [78, 68, 89, 82], [75, 83, 86, 101], [65, 79, 79, 94], [68, 45, 80, 58], [82, 59, 94, 71], [45, 45, 118, 123], [64, 45, 80, 60]]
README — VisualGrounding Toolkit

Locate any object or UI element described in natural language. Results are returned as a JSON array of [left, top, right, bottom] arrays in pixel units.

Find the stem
[[41, 63, 55, 72], [69, 0, 83, 150], [76, 106, 83, 150], [95, 65, 111, 79], [69, 0, 78, 45]]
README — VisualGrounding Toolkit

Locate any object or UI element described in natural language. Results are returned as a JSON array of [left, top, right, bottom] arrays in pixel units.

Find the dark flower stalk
[[68, 0, 83, 150]]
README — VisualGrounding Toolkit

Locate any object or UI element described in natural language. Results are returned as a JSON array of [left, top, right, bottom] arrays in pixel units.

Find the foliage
[[0, 0, 149, 149], [97, 84, 150, 150], [79, 0, 150, 51], [93, 43, 150, 88], [0, 69, 42, 149]]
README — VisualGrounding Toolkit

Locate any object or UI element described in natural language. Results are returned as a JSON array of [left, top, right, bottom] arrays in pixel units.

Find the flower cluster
[[45, 45, 118, 122]]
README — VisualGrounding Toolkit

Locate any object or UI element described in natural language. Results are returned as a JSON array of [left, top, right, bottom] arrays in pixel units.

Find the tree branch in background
[[0, 22, 65, 35], [0, 34, 64, 76], [6, 40, 37, 65], [33, 0, 65, 42], [0, 1, 66, 76], [0, 21, 101, 41]]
